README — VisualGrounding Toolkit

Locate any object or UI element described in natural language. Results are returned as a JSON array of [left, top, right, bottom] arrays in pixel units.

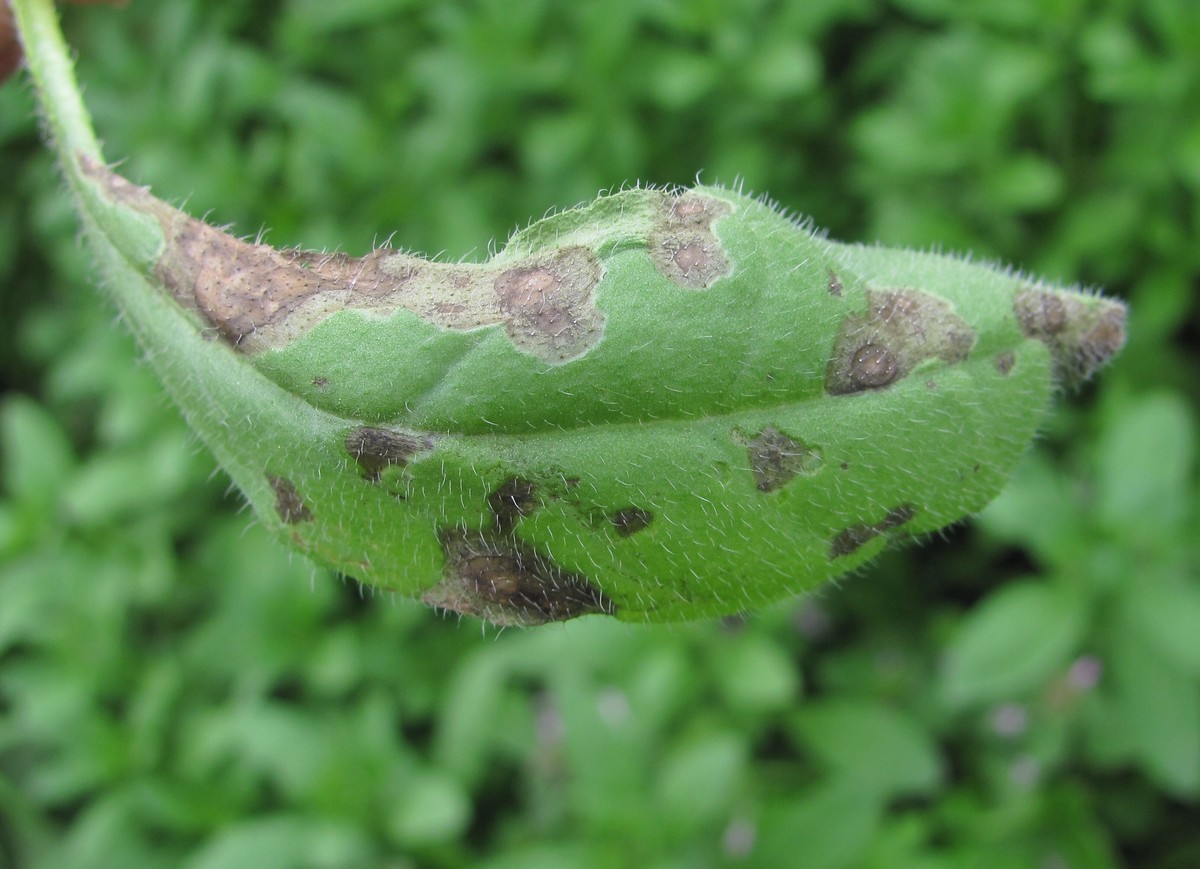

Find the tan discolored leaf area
[[1014, 288, 1127, 387], [825, 289, 977, 396], [80, 156, 607, 364], [649, 193, 733, 288]]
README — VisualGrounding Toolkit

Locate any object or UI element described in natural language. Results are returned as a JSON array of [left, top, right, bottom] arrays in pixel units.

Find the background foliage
[[2, 0, 1198, 866]]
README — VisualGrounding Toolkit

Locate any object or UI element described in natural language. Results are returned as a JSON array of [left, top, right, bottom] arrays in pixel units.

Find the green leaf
[[710, 634, 801, 713], [551, 673, 651, 831], [654, 731, 746, 830], [182, 702, 327, 800], [61, 436, 198, 527], [791, 700, 942, 799], [476, 843, 612, 869], [1089, 630, 1200, 796], [0, 395, 76, 509], [976, 451, 1085, 566], [388, 770, 472, 847], [433, 652, 513, 786], [1125, 579, 1200, 676], [1096, 392, 1196, 539], [940, 582, 1086, 708], [183, 816, 373, 869], [754, 778, 883, 869]]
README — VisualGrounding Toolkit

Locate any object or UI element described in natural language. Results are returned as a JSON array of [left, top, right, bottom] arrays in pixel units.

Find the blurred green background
[[2, 0, 1198, 866]]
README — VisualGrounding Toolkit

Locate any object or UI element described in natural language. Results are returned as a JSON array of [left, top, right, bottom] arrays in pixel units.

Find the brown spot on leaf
[[1014, 288, 1127, 386], [830, 504, 917, 558], [488, 477, 540, 533], [345, 426, 435, 482], [268, 475, 312, 524], [78, 157, 606, 363], [157, 224, 402, 346], [1015, 289, 1068, 337], [667, 195, 719, 224], [1081, 308, 1127, 372], [611, 506, 654, 537], [740, 426, 823, 492], [425, 530, 614, 626], [995, 352, 1015, 375], [650, 193, 732, 289], [671, 241, 712, 276], [826, 290, 976, 395], [493, 246, 606, 362], [828, 270, 844, 297], [849, 343, 899, 389]]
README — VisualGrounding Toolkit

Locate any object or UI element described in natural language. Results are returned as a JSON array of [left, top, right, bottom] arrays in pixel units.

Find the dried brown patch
[[738, 426, 823, 492], [175, 239, 314, 343], [830, 504, 917, 559], [488, 477, 540, 533], [268, 474, 312, 524], [848, 343, 899, 390], [79, 158, 606, 362], [493, 246, 606, 362], [425, 530, 614, 626], [650, 193, 732, 289], [611, 506, 654, 537], [1014, 289, 1068, 337], [994, 352, 1015, 376], [1014, 289, 1127, 386], [826, 290, 976, 395], [345, 426, 435, 482]]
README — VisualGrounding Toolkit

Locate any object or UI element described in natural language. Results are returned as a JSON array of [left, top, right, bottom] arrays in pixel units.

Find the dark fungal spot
[[830, 504, 917, 559], [1014, 288, 1127, 386], [721, 614, 748, 631], [488, 477, 540, 533], [995, 352, 1015, 375], [849, 343, 898, 389], [826, 289, 976, 396], [268, 475, 312, 524], [345, 426, 435, 482], [611, 506, 654, 537], [312, 376, 330, 389], [424, 529, 614, 626], [881, 504, 917, 528], [740, 426, 823, 492]]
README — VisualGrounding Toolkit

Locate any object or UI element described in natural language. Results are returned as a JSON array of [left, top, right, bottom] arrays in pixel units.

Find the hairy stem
[[11, 0, 103, 184]]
